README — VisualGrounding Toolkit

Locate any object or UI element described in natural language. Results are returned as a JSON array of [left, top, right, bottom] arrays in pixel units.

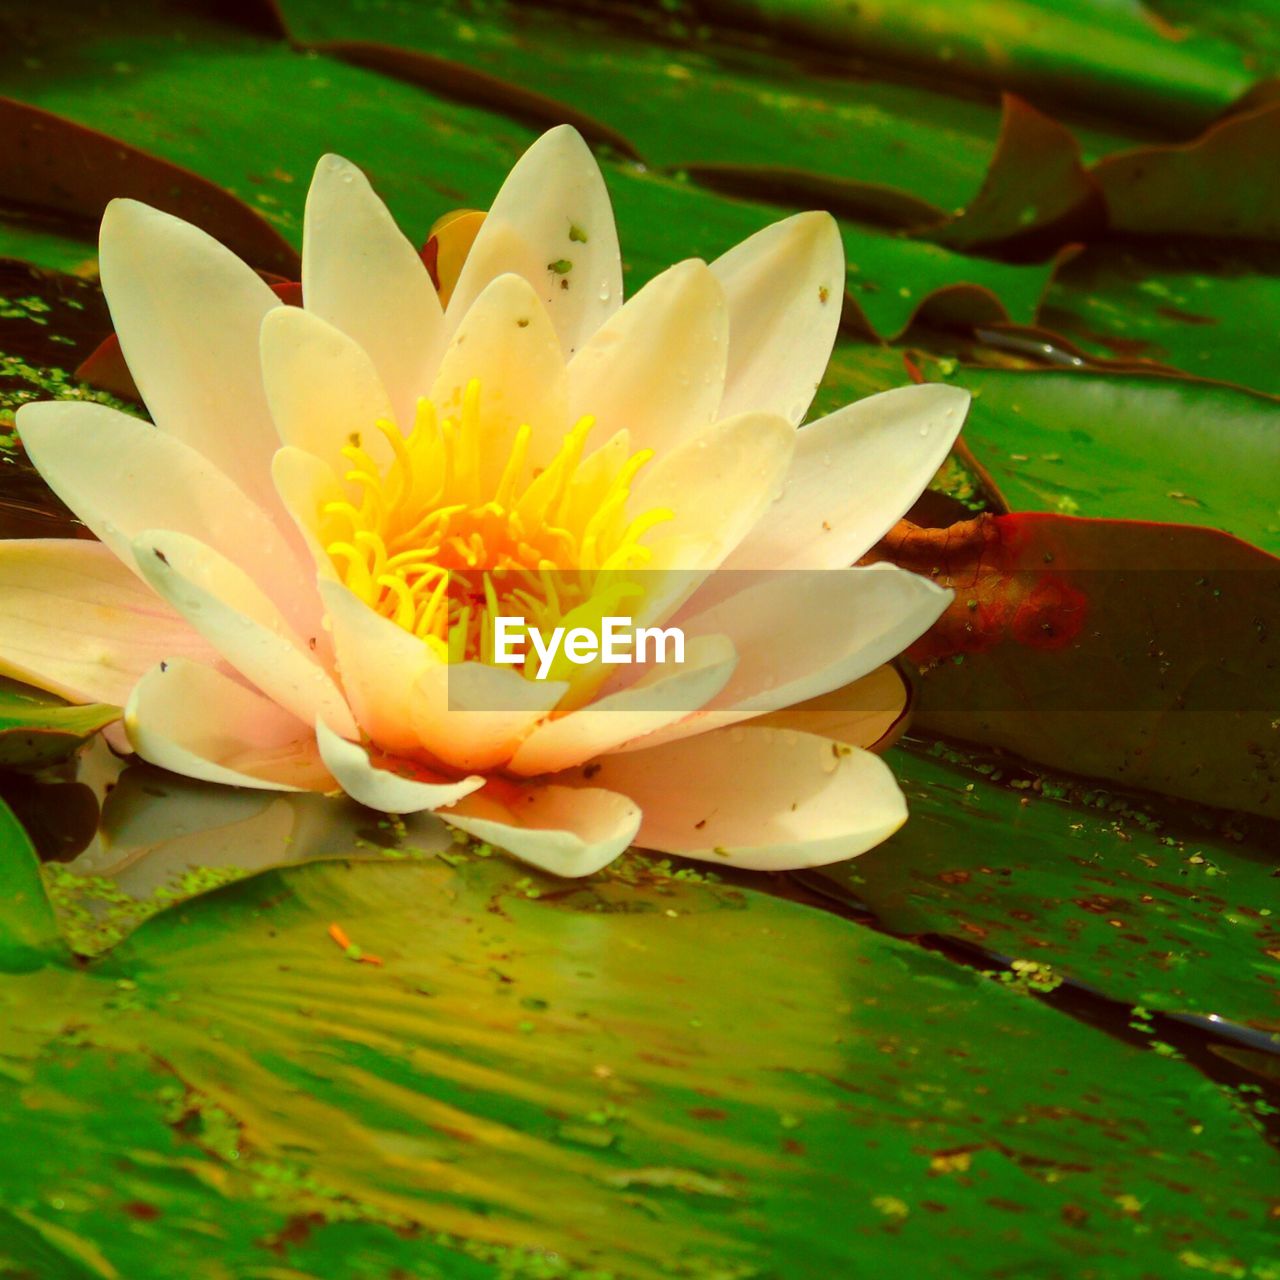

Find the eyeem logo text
[[493, 616, 685, 680]]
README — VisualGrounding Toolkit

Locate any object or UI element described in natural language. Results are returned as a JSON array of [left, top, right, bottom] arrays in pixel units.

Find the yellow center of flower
[[321, 379, 672, 682]]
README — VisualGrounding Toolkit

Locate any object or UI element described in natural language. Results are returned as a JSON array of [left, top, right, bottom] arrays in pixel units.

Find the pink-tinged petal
[[748, 664, 910, 753], [134, 530, 357, 739], [711, 211, 844, 427], [126, 658, 333, 792], [431, 273, 568, 482], [261, 307, 397, 480], [442, 780, 640, 877], [303, 154, 445, 425], [624, 564, 948, 751], [447, 126, 622, 357], [507, 634, 737, 776], [319, 580, 567, 771], [16, 399, 320, 638], [315, 719, 484, 813], [0, 539, 214, 705], [319, 578, 436, 756], [724, 383, 971, 571], [411, 662, 569, 774], [570, 726, 905, 870], [566, 260, 727, 455], [97, 198, 284, 516]]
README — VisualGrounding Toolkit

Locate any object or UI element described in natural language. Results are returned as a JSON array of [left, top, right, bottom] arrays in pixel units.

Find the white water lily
[[1, 126, 968, 877]]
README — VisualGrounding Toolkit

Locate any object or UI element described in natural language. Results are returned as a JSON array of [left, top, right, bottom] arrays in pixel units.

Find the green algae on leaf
[[811, 744, 1280, 1032], [1, 854, 1278, 1278]]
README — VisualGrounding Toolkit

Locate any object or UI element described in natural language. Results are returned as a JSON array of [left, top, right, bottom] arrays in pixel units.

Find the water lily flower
[[1, 126, 968, 877]]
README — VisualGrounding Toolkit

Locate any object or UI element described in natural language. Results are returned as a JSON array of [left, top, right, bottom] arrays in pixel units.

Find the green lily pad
[[0, 795, 60, 970], [0, 679, 120, 768], [918, 361, 1280, 554], [1042, 241, 1280, 397], [0, 0, 1065, 339], [272, 0, 1133, 233], [1, 841, 1277, 1276], [811, 744, 1280, 1032], [661, 0, 1274, 130]]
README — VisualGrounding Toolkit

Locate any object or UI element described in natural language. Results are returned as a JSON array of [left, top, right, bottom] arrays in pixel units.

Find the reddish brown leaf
[[0, 97, 299, 275], [868, 513, 1280, 818], [1093, 101, 1280, 241], [918, 95, 1104, 255]]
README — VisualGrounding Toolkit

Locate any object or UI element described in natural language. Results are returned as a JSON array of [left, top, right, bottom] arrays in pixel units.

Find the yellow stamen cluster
[[322, 379, 672, 677]]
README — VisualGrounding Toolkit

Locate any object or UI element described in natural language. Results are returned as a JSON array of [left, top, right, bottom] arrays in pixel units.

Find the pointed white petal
[[303, 154, 444, 424], [712, 211, 844, 426], [724, 383, 971, 571], [126, 658, 333, 791], [134, 530, 357, 738], [97, 198, 284, 515], [567, 259, 727, 455], [442, 781, 640, 877], [447, 126, 622, 357], [315, 719, 484, 813], [16, 399, 319, 638]]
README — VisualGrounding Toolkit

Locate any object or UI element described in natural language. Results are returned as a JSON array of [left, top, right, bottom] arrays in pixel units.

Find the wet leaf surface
[[2, 836, 1279, 1278], [812, 744, 1280, 1032]]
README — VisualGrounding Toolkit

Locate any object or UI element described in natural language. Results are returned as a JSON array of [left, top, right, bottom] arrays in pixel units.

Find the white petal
[[303, 154, 444, 425], [0, 538, 214, 705], [447, 126, 622, 357], [571, 726, 905, 870], [319, 578, 436, 756], [134, 530, 357, 738], [712, 211, 844, 426], [430, 273, 568, 488], [724, 383, 971, 571], [748, 664, 910, 751], [126, 658, 333, 791], [507, 633, 737, 775], [443, 781, 640, 877], [622, 564, 948, 751], [315, 720, 483, 813], [566, 259, 727, 455], [631, 410, 795, 579], [97, 198, 284, 516], [16, 399, 319, 638], [261, 306, 396, 481], [271, 447, 345, 581]]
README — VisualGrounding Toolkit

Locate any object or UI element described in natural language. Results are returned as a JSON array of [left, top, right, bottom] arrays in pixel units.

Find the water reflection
[[1, 736, 453, 902]]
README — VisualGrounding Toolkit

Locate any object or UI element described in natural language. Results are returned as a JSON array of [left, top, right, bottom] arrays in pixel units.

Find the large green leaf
[[0, 794, 61, 971], [1, 840, 1277, 1277], [651, 0, 1275, 129], [273, 0, 1132, 236], [0, 0, 1065, 337], [811, 744, 1280, 1032], [1043, 242, 1280, 397], [919, 362, 1280, 554]]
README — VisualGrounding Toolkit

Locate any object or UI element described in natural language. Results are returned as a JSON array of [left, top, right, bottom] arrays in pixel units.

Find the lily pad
[[810, 744, 1280, 1032], [0, 680, 120, 769], [868, 513, 1280, 818], [662, 0, 1275, 130], [1, 838, 1278, 1276], [1041, 241, 1280, 396], [0, 0, 1068, 339], [917, 361, 1280, 553]]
